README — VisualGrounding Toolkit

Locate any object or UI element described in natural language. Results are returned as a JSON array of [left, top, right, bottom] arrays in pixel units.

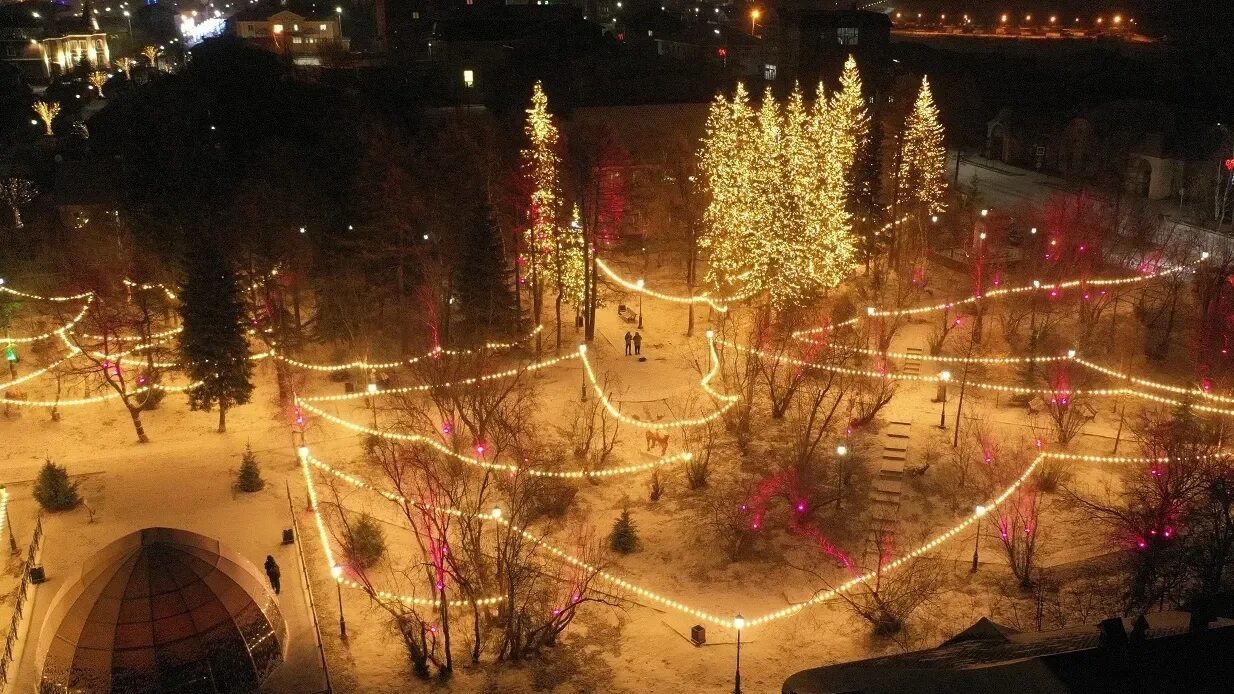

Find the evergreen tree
[[346, 513, 387, 568], [238, 444, 264, 492], [520, 81, 562, 355], [608, 508, 640, 554], [830, 55, 870, 186], [179, 236, 254, 433], [852, 108, 885, 265], [455, 201, 519, 343], [33, 459, 80, 512], [897, 76, 948, 218]]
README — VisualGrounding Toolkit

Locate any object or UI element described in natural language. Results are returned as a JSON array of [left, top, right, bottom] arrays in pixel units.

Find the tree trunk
[[555, 293, 562, 352], [218, 404, 227, 434], [129, 406, 149, 443], [438, 589, 453, 673], [686, 221, 697, 337], [11, 205, 21, 229]]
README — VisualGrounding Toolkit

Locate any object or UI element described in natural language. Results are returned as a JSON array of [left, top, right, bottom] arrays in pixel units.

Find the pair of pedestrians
[[623, 331, 643, 356]]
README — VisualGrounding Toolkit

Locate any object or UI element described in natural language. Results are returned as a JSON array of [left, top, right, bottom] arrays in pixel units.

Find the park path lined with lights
[[298, 443, 1224, 631]]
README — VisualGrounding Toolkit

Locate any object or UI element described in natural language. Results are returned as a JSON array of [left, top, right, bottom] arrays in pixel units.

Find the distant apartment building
[[231, 2, 348, 65]]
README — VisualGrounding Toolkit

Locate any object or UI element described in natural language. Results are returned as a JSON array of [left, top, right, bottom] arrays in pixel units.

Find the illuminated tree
[[555, 206, 586, 320], [88, 70, 108, 98], [115, 57, 135, 80], [142, 45, 158, 68], [0, 178, 36, 229], [699, 84, 760, 297], [830, 55, 869, 185], [32, 100, 59, 136], [699, 84, 856, 310], [179, 237, 254, 433], [897, 76, 947, 220], [520, 81, 561, 355]]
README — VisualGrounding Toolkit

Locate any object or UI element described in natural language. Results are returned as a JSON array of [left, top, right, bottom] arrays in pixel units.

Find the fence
[[287, 482, 333, 694], [0, 514, 43, 689]]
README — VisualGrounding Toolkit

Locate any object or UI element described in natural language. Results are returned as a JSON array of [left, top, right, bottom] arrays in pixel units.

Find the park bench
[[616, 304, 639, 324]]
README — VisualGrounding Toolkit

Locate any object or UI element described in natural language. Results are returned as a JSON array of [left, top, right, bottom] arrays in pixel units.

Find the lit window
[[272, 23, 283, 33], [293, 23, 299, 31], [319, 23, 326, 30], [836, 27, 858, 45]]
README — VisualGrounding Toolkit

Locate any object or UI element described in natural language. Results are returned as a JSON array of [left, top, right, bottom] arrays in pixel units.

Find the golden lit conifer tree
[[830, 55, 870, 199], [898, 76, 947, 218], [520, 81, 561, 354]]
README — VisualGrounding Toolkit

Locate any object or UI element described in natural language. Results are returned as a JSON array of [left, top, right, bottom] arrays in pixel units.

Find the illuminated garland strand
[[122, 278, 178, 301], [299, 352, 580, 404], [296, 398, 694, 478], [595, 258, 734, 313], [0, 285, 92, 302], [717, 338, 1234, 417], [4, 297, 94, 344], [578, 335, 738, 430], [0, 380, 201, 407], [304, 445, 1208, 630], [273, 325, 545, 373]]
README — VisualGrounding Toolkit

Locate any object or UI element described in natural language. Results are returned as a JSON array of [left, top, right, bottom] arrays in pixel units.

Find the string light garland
[[4, 297, 94, 344], [272, 325, 544, 373], [296, 399, 694, 478], [298, 352, 580, 404], [579, 336, 739, 430], [595, 258, 734, 313], [303, 444, 1207, 630]]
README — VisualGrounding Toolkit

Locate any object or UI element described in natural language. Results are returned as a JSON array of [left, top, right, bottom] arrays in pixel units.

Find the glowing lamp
[[1032, 280, 1041, 288], [1030, 227, 1037, 234], [974, 504, 988, 516], [296, 445, 309, 458], [1067, 349, 1076, 358], [491, 507, 502, 520], [705, 329, 715, 339], [930, 215, 938, 223], [463, 69, 474, 88], [835, 445, 847, 456], [939, 370, 952, 382], [866, 306, 876, 316], [734, 614, 745, 630], [1202, 251, 1211, 260], [979, 232, 987, 240], [636, 278, 645, 289], [366, 382, 378, 394], [331, 564, 343, 579], [980, 208, 988, 217]]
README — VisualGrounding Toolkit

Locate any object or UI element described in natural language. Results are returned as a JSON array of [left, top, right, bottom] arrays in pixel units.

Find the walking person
[[264, 555, 281, 595], [624, 331, 633, 356], [633, 331, 642, 356]]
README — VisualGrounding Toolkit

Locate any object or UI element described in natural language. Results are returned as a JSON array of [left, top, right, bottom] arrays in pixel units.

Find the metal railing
[[0, 514, 43, 688], [287, 482, 333, 694]]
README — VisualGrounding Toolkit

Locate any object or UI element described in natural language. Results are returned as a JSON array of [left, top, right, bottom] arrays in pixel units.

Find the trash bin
[[690, 624, 706, 645], [282, 528, 295, 545], [29, 565, 46, 584]]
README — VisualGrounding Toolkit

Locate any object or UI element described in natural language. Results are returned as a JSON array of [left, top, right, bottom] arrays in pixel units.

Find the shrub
[[648, 469, 665, 501], [345, 513, 386, 568], [237, 444, 264, 492], [33, 459, 80, 512], [608, 509, 640, 554], [532, 478, 578, 519]]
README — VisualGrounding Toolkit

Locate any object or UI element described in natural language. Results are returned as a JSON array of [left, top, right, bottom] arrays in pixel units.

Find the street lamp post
[[835, 445, 848, 509], [579, 344, 588, 401], [733, 614, 745, 694], [749, 9, 759, 35], [636, 278, 645, 329], [971, 505, 987, 572], [122, 9, 132, 37], [331, 564, 347, 637], [937, 371, 951, 428]]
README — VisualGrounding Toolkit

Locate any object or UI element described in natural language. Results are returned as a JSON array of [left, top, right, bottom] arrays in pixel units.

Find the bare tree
[[798, 528, 945, 638]]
